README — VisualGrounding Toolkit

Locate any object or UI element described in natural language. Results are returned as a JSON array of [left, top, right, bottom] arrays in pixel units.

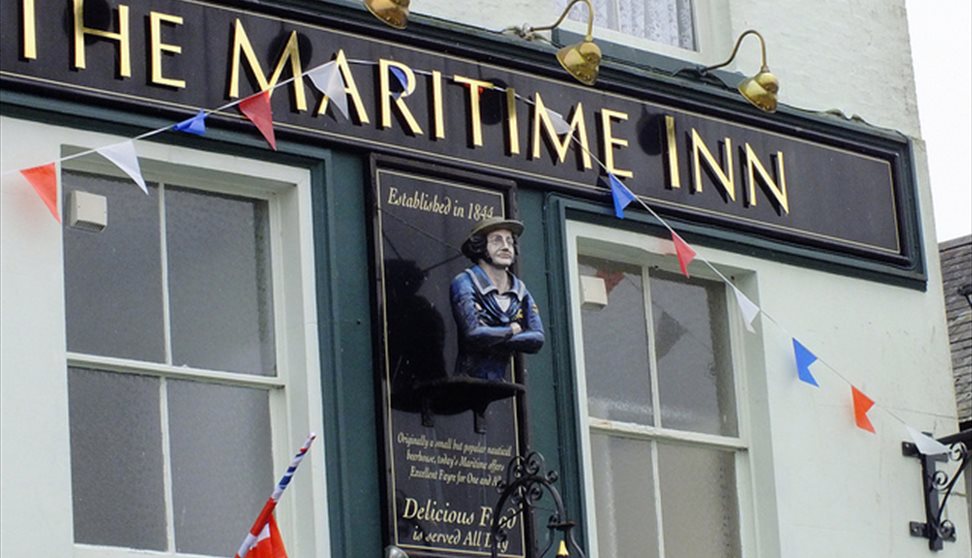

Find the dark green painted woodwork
[[313, 151, 385, 557]]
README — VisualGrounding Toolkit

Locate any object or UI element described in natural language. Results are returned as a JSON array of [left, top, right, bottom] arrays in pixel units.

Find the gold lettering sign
[[228, 20, 307, 110], [379, 59, 423, 135], [600, 108, 632, 178], [746, 143, 789, 213], [2, 0, 925, 281], [531, 93, 592, 169], [664, 115, 682, 189], [431, 70, 446, 139], [453, 75, 494, 147], [506, 87, 520, 155], [10, 3, 809, 223], [21, 0, 36, 59], [149, 12, 185, 89], [73, 0, 131, 78], [691, 127, 736, 202], [315, 49, 371, 124]]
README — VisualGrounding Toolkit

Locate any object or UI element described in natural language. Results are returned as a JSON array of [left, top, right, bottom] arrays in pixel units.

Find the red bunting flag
[[851, 386, 875, 433], [239, 91, 277, 150], [242, 514, 287, 558], [233, 434, 314, 558], [20, 163, 60, 223], [671, 231, 696, 278]]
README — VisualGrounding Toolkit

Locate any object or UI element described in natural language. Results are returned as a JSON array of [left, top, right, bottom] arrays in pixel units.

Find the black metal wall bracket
[[490, 451, 586, 558], [902, 429, 971, 551]]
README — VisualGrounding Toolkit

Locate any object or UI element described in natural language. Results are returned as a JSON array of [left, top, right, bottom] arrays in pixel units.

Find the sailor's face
[[486, 229, 516, 267]]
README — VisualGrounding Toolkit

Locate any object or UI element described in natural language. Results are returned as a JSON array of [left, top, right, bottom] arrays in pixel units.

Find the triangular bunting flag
[[239, 91, 277, 150], [851, 386, 876, 434], [547, 108, 572, 135], [19, 162, 60, 223], [173, 110, 207, 135], [608, 173, 637, 219], [248, 514, 288, 558], [731, 287, 760, 333], [389, 66, 409, 99], [671, 232, 696, 277], [906, 426, 950, 456], [791, 338, 820, 387], [97, 141, 148, 194], [307, 62, 349, 120]]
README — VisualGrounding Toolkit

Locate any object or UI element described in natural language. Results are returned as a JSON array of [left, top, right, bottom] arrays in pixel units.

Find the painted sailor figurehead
[[460, 216, 524, 269]]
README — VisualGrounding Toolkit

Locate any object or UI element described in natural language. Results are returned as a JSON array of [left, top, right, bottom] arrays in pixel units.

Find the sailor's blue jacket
[[449, 264, 544, 381]]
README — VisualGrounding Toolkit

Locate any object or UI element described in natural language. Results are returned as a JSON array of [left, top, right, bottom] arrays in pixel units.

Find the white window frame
[[565, 220, 758, 558], [0, 117, 329, 558]]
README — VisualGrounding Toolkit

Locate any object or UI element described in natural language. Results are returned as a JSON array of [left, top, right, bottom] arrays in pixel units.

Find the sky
[[906, 0, 972, 242]]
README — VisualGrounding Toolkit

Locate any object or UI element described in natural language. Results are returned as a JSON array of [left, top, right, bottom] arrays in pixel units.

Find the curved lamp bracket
[[902, 429, 971, 551], [490, 451, 586, 558]]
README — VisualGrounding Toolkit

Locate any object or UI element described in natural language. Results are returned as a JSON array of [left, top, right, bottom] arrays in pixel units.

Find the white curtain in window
[[559, 0, 696, 49]]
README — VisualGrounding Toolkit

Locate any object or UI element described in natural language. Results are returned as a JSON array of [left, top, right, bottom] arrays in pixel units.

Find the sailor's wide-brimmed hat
[[465, 216, 524, 241]]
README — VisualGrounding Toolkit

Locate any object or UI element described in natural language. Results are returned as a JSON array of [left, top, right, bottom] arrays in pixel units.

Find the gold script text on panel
[[228, 20, 307, 110], [531, 94, 592, 169], [315, 50, 371, 124], [73, 0, 131, 78], [600, 108, 633, 178], [453, 75, 495, 147], [691, 128, 735, 202], [149, 12, 185, 89], [379, 59, 424, 135], [746, 144, 789, 213]]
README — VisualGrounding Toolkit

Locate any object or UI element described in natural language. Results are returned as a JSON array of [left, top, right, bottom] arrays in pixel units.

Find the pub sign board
[[371, 157, 527, 557], [0, 0, 922, 285]]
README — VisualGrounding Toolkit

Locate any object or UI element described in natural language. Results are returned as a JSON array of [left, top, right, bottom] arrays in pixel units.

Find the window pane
[[560, 0, 696, 49], [618, 0, 647, 38], [657, 443, 740, 558], [68, 368, 166, 549], [590, 432, 659, 558], [168, 379, 274, 555], [63, 171, 165, 362], [579, 257, 653, 424], [641, 0, 697, 50], [166, 186, 276, 375], [650, 270, 737, 436]]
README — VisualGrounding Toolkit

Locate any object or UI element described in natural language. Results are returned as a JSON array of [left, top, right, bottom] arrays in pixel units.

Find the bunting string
[[557, 112, 939, 446], [0, 53, 951, 454]]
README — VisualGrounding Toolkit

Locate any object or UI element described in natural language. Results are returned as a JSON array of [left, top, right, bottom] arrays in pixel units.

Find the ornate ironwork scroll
[[489, 451, 586, 558], [903, 429, 971, 551]]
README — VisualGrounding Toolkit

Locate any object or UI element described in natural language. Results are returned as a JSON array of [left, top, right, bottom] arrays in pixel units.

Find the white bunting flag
[[731, 286, 760, 333], [906, 426, 950, 456], [307, 62, 349, 120], [97, 141, 147, 194], [547, 108, 572, 135]]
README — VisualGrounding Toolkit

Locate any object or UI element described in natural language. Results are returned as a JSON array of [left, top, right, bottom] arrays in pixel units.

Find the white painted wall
[[408, 1, 966, 557], [0, 119, 75, 558], [717, 239, 963, 558], [412, 0, 922, 135], [2, 1, 962, 557], [0, 118, 330, 558]]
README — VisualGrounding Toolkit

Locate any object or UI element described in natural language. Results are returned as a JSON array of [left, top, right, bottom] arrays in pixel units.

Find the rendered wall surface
[[406, 1, 964, 556], [0, 1, 964, 557]]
